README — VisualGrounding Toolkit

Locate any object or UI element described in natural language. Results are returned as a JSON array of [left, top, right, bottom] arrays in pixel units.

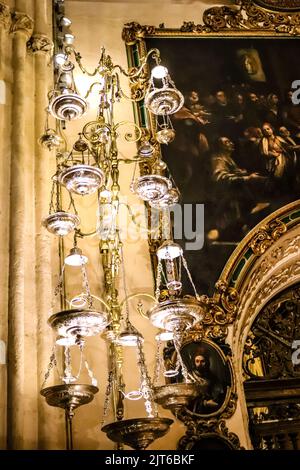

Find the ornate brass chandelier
[[40, 0, 206, 450]]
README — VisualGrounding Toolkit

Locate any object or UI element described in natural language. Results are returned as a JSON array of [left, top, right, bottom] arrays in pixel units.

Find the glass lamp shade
[[155, 330, 173, 342], [58, 164, 104, 195], [132, 175, 172, 202], [137, 141, 155, 158], [39, 129, 63, 151], [49, 92, 87, 121], [155, 128, 175, 145], [115, 322, 144, 347], [149, 188, 179, 208], [157, 240, 183, 260], [151, 65, 168, 79], [145, 88, 184, 115], [147, 298, 204, 331], [42, 211, 80, 236], [65, 247, 88, 266], [55, 335, 77, 346], [48, 309, 109, 339]]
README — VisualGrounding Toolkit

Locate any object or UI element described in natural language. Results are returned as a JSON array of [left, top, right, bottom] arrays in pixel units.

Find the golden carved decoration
[[249, 218, 287, 256], [122, 21, 155, 45], [27, 34, 53, 54], [177, 417, 241, 450], [10, 11, 34, 39], [0, 2, 11, 30], [194, 280, 239, 335], [122, 2, 300, 43]]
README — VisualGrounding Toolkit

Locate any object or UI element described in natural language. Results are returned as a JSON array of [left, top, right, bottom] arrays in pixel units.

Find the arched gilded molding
[[215, 201, 300, 292], [27, 33, 53, 54], [0, 2, 11, 30], [215, 200, 300, 446]]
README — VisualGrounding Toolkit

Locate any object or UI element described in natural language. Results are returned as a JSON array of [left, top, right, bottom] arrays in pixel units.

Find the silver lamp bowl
[[58, 164, 104, 196]]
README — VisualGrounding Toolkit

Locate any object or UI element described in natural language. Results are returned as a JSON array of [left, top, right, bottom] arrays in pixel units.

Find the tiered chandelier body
[[40, 0, 205, 450]]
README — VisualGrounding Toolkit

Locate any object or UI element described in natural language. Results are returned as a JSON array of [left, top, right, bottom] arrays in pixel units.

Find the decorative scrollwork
[[0, 2, 11, 30], [249, 219, 287, 256], [10, 11, 33, 39], [122, 2, 300, 44], [27, 34, 53, 54], [243, 284, 300, 380], [122, 21, 156, 45], [177, 418, 241, 450], [196, 281, 239, 333]]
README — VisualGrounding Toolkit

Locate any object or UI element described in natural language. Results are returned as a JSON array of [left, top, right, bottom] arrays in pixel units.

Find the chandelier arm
[[75, 228, 97, 237], [113, 121, 142, 142], [72, 49, 100, 76], [112, 48, 161, 79], [83, 82, 105, 99], [118, 87, 147, 103]]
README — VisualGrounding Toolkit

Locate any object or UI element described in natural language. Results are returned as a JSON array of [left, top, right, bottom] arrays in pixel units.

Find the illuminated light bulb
[[151, 65, 168, 79], [55, 53, 67, 66], [137, 141, 155, 158], [157, 240, 183, 260], [115, 322, 144, 347], [65, 247, 88, 266], [60, 16, 72, 27], [64, 33, 75, 45], [155, 331, 173, 342], [56, 335, 76, 346], [99, 188, 112, 199]]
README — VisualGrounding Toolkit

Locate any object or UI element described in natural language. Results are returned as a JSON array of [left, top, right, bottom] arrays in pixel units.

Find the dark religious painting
[[128, 32, 300, 296], [254, 0, 300, 11], [166, 339, 232, 417]]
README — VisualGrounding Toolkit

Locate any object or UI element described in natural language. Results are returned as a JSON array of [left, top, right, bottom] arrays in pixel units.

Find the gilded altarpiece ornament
[[123, 0, 300, 450]]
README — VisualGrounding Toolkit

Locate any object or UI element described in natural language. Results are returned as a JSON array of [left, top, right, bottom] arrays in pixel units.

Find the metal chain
[[153, 339, 162, 386], [81, 264, 93, 308], [120, 244, 130, 322], [137, 339, 157, 417], [51, 265, 65, 312], [83, 357, 98, 387], [67, 192, 78, 215], [173, 330, 190, 383], [49, 179, 56, 214], [182, 255, 201, 301], [155, 260, 163, 301], [101, 365, 115, 427], [41, 346, 57, 388]]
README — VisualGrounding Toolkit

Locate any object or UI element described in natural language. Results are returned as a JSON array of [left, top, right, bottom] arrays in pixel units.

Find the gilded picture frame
[[165, 336, 234, 418], [123, 0, 300, 300]]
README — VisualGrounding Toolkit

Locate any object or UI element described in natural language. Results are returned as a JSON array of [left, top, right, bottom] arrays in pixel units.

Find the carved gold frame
[[123, 0, 300, 333], [179, 333, 236, 420]]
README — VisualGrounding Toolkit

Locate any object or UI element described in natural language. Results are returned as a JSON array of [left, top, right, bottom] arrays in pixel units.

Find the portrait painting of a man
[[179, 340, 231, 416]]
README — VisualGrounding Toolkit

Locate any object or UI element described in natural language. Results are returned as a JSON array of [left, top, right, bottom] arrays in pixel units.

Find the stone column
[[7, 4, 33, 449], [28, 0, 55, 449], [0, 1, 12, 450]]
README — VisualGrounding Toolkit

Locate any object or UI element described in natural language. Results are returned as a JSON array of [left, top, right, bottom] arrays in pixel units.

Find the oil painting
[[129, 33, 300, 295]]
